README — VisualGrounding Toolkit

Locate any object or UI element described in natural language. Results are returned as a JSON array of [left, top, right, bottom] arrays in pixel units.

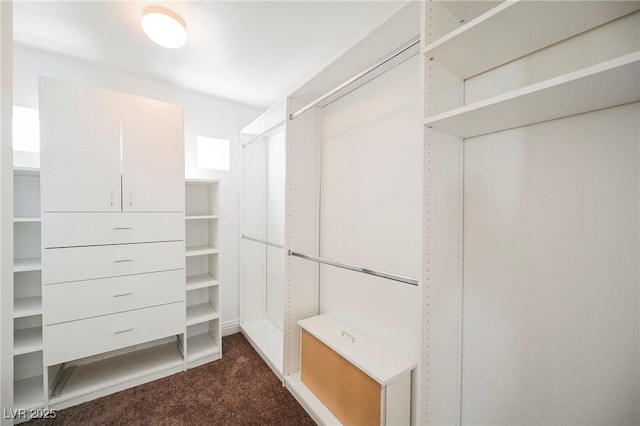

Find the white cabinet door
[[39, 77, 122, 212], [121, 93, 184, 212]]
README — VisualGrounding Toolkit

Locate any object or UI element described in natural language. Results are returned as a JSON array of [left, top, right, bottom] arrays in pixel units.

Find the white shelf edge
[[186, 274, 219, 291], [14, 217, 42, 223], [185, 178, 220, 184], [13, 167, 40, 177], [423, 52, 640, 138], [185, 215, 218, 220], [14, 296, 42, 318], [14, 327, 43, 355], [13, 257, 42, 272], [186, 303, 219, 326], [422, 1, 640, 79], [185, 246, 219, 257]]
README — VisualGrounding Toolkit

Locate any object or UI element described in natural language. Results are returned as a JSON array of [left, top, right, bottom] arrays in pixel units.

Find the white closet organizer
[[184, 179, 222, 368], [240, 104, 287, 379], [38, 77, 186, 410], [422, 1, 640, 425], [241, 4, 419, 424], [13, 166, 44, 419]]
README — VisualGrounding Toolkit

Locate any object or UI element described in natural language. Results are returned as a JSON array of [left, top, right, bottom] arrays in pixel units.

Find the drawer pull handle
[[114, 259, 133, 263], [341, 331, 355, 343], [113, 292, 133, 298], [114, 328, 133, 335], [113, 227, 132, 230]]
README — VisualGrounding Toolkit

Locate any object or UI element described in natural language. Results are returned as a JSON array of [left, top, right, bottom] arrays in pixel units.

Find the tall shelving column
[[12, 166, 45, 419], [185, 179, 222, 368]]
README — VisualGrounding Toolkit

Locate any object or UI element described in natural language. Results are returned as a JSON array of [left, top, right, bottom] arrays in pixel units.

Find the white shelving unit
[[13, 167, 45, 415], [421, 2, 640, 425], [184, 179, 221, 368]]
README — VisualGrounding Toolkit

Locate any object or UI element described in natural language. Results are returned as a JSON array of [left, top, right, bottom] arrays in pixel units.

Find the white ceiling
[[13, 1, 406, 109]]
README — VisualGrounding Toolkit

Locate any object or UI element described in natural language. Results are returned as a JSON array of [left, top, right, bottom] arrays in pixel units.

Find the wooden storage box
[[299, 315, 414, 425]]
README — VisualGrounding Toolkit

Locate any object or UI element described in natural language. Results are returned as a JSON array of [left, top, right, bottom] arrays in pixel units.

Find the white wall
[[12, 44, 262, 331]]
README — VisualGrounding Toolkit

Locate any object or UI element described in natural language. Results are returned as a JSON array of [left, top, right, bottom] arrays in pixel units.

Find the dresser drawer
[[43, 241, 184, 284], [43, 212, 184, 248], [44, 270, 184, 325], [45, 302, 185, 366]]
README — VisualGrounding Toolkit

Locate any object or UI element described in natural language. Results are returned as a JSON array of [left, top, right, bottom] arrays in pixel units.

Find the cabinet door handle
[[113, 259, 133, 263], [114, 328, 133, 335], [341, 331, 355, 343], [113, 292, 133, 298], [113, 227, 132, 230]]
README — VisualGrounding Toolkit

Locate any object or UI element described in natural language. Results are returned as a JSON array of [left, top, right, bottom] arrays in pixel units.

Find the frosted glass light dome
[[141, 7, 187, 49]]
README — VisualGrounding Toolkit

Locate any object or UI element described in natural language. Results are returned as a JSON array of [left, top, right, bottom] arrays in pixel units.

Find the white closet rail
[[289, 251, 418, 287], [289, 36, 420, 120], [242, 121, 285, 148], [242, 234, 285, 250]]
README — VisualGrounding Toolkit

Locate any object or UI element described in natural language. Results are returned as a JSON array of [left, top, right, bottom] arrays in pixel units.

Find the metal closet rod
[[289, 35, 420, 120], [289, 251, 419, 287], [243, 121, 286, 148], [242, 234, 285, 249]]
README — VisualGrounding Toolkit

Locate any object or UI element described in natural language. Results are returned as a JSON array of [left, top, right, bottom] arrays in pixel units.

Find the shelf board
[[186, 303, 219, 326], [185, 246, 219, 257], [50, 341, 184, 404], [14, 327, 43, 356], [14, 217, 41, 223], [423, 1, 640, 79], [14, 258, 42, 272], [14, 375, 44, 411], [185, 178, 220, 184], [186, 215, 218, 220], [14, 296, 42, 318], [423, 52, 640, 138], [186, 274, 219, 291], [13, 167, 40, 177], [187, 332, 220, 362]]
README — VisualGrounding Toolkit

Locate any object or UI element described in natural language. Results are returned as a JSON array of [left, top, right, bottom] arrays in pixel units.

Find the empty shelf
[[14, 217, 41, 223], [186, 246, 219, 257], [49, 341, 184, 404], [424, 53, 640, 138], [14, 375, 44, 411], [14, 327, 43, 355], [186, 274, 219, 291], [423, 1, 640, 78], [186, 215, 218, 220], [14, 296, 42, 318], [14, 258, 42, 272], [187, 333, 220, 362], [186, 303, 219, 326]]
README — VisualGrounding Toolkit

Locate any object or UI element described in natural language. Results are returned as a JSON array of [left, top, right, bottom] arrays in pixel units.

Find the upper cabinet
[[39, 77, 184, 213], [40, 77, 122, 212], [121, 93, 184, 212]]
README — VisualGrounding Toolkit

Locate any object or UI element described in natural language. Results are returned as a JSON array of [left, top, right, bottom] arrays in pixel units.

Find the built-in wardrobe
[[240, 1, 640, 425]]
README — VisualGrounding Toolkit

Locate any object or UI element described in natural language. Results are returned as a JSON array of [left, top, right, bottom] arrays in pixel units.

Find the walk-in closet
[[1, 1, 639, 425]]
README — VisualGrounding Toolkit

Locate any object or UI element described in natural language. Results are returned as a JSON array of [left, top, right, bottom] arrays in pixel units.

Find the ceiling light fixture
[[141, 7, 187, 49]]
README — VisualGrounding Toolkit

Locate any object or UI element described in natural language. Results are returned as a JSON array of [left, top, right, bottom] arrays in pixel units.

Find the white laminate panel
[[42, 212, 184, 248], [45, 302, 185, 366], [43, 241, 184, 284], [44, 270, 185, 324]]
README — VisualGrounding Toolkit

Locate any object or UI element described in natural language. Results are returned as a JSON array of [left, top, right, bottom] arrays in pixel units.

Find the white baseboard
[[222, 319, 240, 336]]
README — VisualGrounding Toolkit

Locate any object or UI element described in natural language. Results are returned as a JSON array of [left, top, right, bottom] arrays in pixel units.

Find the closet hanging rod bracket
[[289, 35, 420, 120], [289, 250, 419, 287], [242, 234, 285, 249]]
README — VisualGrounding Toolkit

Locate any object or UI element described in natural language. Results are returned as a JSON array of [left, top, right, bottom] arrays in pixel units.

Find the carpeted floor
[[29, 333, 315, 426]]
